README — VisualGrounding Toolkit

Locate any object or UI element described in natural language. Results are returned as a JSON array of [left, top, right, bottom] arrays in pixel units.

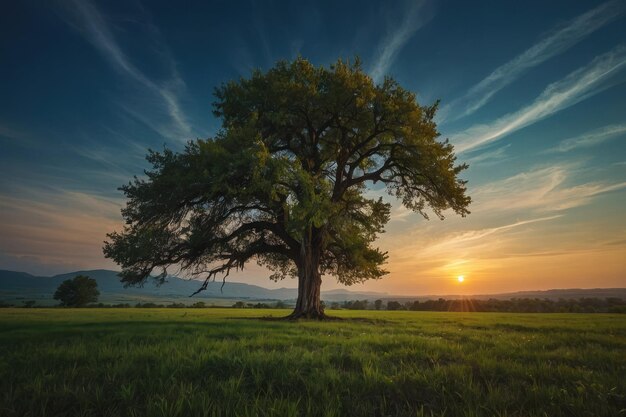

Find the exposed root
[[282, 309, 341, 321]]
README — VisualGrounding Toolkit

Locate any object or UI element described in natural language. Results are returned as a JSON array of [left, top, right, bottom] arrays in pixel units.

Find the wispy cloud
[[369, 0, 434, 83], [389, 204, 413, 222], [70, 142, 143, 176], [367, 161, 626, 226], [0, 124, 25, 141], [440, 1, 625, 121], [0, 187, 123, 273], [0, 122, 34, 145], [419, 215, 562, 255], [451, 44, 626, 153], [465, 144, 511, 166], [471, 165, 626, 213], [547, 123, 626, 153], [60, 0, 192, 140]]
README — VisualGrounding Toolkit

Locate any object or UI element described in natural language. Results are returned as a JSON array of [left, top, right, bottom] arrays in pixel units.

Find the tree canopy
[[53, 275, 100, 307], [104, 58, 470, 318]]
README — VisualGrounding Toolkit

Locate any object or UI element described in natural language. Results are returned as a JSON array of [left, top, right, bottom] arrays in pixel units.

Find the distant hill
[[1, 269, 625, 306], [403, 288, 626, 302], [0, 269, 295, 306], [473, 288, 626, 300], [0, 269, 386, 305]]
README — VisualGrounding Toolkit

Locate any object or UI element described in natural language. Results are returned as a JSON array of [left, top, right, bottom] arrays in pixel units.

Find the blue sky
[[1, 0, 624, 294]]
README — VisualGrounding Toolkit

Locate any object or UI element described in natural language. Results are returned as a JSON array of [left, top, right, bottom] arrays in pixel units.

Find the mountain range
[[1, 269, 625, 306]]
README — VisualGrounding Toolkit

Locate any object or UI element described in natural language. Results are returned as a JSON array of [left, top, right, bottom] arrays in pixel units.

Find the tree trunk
[[287, 266, 323, 319], [287, 227, 326, 319]]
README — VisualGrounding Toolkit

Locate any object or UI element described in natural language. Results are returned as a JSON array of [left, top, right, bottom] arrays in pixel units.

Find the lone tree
[[104, 58, 470, 319], [53, 275, 100, 307]]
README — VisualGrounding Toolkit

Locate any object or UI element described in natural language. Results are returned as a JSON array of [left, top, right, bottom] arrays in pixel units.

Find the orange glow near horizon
[[1, 178, 625, 296]]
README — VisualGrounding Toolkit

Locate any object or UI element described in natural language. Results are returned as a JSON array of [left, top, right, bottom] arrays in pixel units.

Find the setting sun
[[458, 275, 465, 283]]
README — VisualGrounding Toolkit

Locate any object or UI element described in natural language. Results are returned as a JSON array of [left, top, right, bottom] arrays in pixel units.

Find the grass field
[[1, 308, 624, 417]]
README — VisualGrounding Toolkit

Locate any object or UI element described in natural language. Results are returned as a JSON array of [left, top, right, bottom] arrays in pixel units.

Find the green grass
[[1, 309, 624, 417]]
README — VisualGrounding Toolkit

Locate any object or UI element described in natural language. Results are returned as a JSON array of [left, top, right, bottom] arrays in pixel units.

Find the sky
[[1, 0, 625, 296]]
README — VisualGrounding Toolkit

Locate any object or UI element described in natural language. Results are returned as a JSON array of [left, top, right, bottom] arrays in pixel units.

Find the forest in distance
[[6, 296, 626, 313], [331, 297, 626, 313]]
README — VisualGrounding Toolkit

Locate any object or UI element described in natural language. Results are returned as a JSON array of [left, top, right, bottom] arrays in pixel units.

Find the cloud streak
[[441, 0, 625, 121], [471, 165, 626, 213], [370, 0, 433, 83], [451, 44, 626, 153], [420, 215, 562, 255], [547, 123, 626, 153], [61, 0, 192, 140], [465, 144, 510, 166], [0, 187, 123, 273], [0, 124, 25, 141], [0, 122, 35, 146]]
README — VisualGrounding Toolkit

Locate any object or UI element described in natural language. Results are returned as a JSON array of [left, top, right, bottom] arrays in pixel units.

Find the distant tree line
[[3, 297, 625, 313], [329, 300, 370, 310], [321, 297, 626, 313], [0, 301, 292, 309], [373, 297, 626, 313], [231, 301, 290, 309]]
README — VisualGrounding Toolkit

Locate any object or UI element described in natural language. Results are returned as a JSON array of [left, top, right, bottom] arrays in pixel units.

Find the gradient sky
[[1, 0, 625, 295]]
